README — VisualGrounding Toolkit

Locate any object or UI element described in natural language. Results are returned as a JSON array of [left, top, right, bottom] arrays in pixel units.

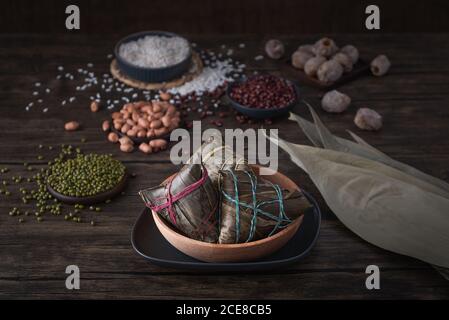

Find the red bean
[[230, 75, 295, 109]]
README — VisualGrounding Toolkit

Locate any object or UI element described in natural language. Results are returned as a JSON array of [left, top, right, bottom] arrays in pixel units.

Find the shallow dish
[[131, 190, 320, 271], [114, 31, 192, 83], [226, 78, 300, 119], [289, 58, 370, 89], [47, 174, 128, 205], [142, 165, 315, 263]]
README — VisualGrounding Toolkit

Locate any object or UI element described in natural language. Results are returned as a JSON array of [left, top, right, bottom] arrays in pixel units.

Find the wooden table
[[1, 34, 448, 299]]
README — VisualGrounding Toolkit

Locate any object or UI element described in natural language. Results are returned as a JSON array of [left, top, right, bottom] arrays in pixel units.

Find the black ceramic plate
[[226, 78, 300, 119], [131, 192, 321, 272]]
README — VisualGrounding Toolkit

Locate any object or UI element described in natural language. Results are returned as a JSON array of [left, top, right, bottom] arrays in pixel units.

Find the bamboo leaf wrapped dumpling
[[139, 164, 219, 243], [218, 169, 312, 244], [188, 136, 250, 189]]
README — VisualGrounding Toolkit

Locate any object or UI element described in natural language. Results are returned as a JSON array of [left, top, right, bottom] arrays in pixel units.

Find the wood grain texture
[[0, 33, 448, 299], [1, 0, 449, 34]]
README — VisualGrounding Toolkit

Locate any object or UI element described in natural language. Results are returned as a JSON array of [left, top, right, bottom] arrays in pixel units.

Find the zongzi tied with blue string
[[139, 164, 219, 243], [218, 168, 312, 244]]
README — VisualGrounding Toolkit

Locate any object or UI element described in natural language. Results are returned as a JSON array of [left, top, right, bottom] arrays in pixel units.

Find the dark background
[[1, 0, 449, 35]]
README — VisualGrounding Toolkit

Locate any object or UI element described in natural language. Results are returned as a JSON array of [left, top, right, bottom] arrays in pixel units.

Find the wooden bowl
[[226, 77, 300, 119], [47, 174, 128, 205], [151, 165, 305, 263]]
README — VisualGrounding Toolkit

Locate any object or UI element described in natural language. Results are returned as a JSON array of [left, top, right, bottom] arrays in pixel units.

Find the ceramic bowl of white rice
[[115, 31, 192, 83]]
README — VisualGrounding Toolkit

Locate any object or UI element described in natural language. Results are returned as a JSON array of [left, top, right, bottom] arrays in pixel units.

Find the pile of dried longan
[[288, 37, 390, 84], [102, 100, 181, 154]]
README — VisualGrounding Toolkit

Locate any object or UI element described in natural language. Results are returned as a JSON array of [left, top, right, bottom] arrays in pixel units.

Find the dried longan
[[297, 44, 314, 55], [332, 52, 353, 73], [354, 108, 383, 131], [304, 56, 327, 77], [340, 45, 359, 64], [265, 39, 285, 60], [321, 90, 351, 113], [312, 37, 338, 57], [317, 60, 343, 84], [371, 55, 391, 76], [291, 50, 313, 70]]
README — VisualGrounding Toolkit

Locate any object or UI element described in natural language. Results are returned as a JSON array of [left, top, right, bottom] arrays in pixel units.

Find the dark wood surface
[[3, 0, 449, 34], [0, 33, 449, 299]]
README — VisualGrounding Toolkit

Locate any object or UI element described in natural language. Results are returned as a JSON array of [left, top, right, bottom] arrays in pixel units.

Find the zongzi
[[139, 164, 219, 243], [218, 168, 312, 244]]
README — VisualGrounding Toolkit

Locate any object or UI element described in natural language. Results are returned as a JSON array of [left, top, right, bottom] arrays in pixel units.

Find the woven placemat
[[110, 51, 203, 90]]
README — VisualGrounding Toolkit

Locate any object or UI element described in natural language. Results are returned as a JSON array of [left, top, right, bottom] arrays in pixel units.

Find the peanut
[[108, 132, 119, 143], [121, 124, 131, 134], [147, 129, 155, 138], [120, 143, 134, 153], [114, 121, 123, 131], [137, 130, 146, 138], [142, 105, 153, 113], [127, 129, 137, 137], [150, 139, 167, 150], [138, 118, 149, 128], [131, 112, 139, 122], [152, 103, 162, 113], [112, 112, 121, 120], [160, 92, 171, 101], [64, 121, 80, 131], [150, 120, 162, 129], [161, 116, 172, 127], [102, 120, 110, 132], [139, 143, 153, 154], [119, 136, 133, 145], [152, 112, 163, 119], [90, 101, 100, 112], [154, 127, 168, 137]]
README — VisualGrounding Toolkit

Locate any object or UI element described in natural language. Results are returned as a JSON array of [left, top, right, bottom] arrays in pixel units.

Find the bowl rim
[[47, 172, 128, 205], [114, 30, 192, 72], [151, 164, 305, 248], [226, 75, 300, 114]]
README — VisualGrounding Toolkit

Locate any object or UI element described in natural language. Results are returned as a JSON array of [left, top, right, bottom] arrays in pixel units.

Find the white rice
[[119, 35, 190, 68]]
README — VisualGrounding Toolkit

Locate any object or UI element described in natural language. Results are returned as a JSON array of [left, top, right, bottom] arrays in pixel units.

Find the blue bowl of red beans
[[227, 74, 299, 119]]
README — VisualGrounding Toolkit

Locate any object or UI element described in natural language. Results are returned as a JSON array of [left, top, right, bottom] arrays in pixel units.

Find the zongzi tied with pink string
[[139, 164, 219, 243]]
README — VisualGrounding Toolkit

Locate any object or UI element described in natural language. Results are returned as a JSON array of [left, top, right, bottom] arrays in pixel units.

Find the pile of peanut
[[102, 100, 181, 154]]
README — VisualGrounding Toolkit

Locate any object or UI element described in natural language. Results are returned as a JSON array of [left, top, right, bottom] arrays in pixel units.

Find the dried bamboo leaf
[[433, 266, 449, 280], [289, 108, 449, 196], [264, 137, 449, 269]]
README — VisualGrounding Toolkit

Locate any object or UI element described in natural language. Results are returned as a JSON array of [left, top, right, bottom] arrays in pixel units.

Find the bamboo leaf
[[289, 107, 449, 196], [267, 135, 449, 269]]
